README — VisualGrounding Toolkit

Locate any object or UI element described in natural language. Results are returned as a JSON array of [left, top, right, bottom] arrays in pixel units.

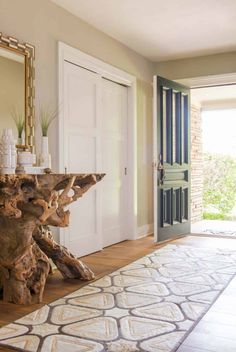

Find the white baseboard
[[137, 223, 154, 238]]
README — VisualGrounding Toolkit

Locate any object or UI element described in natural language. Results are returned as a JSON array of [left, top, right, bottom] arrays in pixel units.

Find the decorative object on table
[[38, 105, 58, 168], [39, 135, 51, 168], [17, 150, 36, 167], [16, 165, 46, 174], [0, 173, 105, 305], [44, 167, 52, 174], [17, 149, 38, 174], [11, 107, 25, 145], [0, 244, 236, 352], [16, 151, 42, 174], [0, 129, 17, 174]]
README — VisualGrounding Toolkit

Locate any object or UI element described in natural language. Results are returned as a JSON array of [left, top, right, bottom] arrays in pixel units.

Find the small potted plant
[[11, 108, 24, 145], [39, 104, 57, 168]]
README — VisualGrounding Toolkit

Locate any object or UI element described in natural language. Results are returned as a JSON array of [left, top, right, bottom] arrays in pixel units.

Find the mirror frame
[[0, 32, 35, 152]]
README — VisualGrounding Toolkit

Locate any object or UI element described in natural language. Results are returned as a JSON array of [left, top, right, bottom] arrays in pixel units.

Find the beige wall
[[137, 81, 153, 227], [0, 0, 154, 229], [155, 51, 236, 80], [0, 56, 25, 139]]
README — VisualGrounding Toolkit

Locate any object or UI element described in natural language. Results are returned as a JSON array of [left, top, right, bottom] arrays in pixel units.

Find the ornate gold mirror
[[0, 33, 35, 151]]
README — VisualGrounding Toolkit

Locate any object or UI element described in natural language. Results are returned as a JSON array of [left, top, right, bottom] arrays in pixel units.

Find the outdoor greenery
[[203, 153, 236, 220], [203, 212, 225, 220]]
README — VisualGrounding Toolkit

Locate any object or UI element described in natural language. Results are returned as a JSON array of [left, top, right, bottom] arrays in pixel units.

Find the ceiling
[[52, 0, 236, 62], [191, 84, 236, 109]]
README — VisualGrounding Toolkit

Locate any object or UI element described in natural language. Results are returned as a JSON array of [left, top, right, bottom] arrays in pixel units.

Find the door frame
[[58, 41, 137, 246], [153, 72, 236, 241], [153, 76, 158, 241]]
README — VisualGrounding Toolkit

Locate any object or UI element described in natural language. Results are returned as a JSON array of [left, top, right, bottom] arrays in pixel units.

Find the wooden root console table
[[0, 173, 104, 305]]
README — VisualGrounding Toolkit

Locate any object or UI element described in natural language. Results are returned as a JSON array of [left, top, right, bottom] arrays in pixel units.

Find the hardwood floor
[[1, 234, 236, 352], [177, 274, 236, 352]]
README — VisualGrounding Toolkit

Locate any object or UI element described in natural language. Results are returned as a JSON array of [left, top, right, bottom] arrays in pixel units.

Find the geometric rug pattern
[[1, 244, 236, 352]]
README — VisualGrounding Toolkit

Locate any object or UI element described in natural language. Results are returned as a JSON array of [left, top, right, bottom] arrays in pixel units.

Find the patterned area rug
[[1, 244, 236, 352]]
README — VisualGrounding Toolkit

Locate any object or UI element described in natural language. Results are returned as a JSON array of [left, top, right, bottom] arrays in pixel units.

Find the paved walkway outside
[[192, 220, 236, 237]]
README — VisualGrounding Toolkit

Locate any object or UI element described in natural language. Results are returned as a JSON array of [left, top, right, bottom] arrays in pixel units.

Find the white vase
[[39, 136, 51, 168], [0, 129, 16, 174]]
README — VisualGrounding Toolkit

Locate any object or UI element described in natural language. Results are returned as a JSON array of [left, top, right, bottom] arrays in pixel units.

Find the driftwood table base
[[33, 226, 95, 281], [0, 173, 104, 305]]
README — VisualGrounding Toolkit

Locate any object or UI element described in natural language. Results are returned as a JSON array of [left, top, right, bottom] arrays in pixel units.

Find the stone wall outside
[[191, 105, 203, 223]]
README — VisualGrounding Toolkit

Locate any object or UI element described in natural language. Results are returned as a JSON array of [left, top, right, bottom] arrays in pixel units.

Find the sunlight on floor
[[192, 220, 236, 236]]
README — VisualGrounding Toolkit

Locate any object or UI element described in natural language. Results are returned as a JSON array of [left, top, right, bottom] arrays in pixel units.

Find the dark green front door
[[155, 76, 190, 242]]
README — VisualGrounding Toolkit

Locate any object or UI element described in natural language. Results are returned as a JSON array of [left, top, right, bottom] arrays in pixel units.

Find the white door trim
[[153, 76, 158, 242], [58, 42, 137, 246]]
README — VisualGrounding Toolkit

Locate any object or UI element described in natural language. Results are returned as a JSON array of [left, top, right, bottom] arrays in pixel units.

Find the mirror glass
[[0, 47, 25, 143]]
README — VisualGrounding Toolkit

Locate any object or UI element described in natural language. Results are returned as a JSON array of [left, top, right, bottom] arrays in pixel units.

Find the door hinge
[[125, 167, 127, 175]]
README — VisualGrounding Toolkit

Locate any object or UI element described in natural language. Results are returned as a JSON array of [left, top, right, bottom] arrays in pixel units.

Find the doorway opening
[[190, 84, 236, 237]]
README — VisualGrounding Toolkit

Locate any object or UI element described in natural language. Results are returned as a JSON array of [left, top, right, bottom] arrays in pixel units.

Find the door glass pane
[[182, 93, 189, 164], [166, 88, 172, 164], [173, 188, 181, 223], [172, 91, 176, 164], [181, 187, 188, 221], [162, 88, 167, 163], [175, 92, 181, 164], [161, 188, 172, 226]]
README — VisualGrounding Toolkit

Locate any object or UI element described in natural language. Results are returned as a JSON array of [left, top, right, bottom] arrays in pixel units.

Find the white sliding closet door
[[62, 61, 102, 256], [101, 78, 128, 248], [61, 61, 128, 256]]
